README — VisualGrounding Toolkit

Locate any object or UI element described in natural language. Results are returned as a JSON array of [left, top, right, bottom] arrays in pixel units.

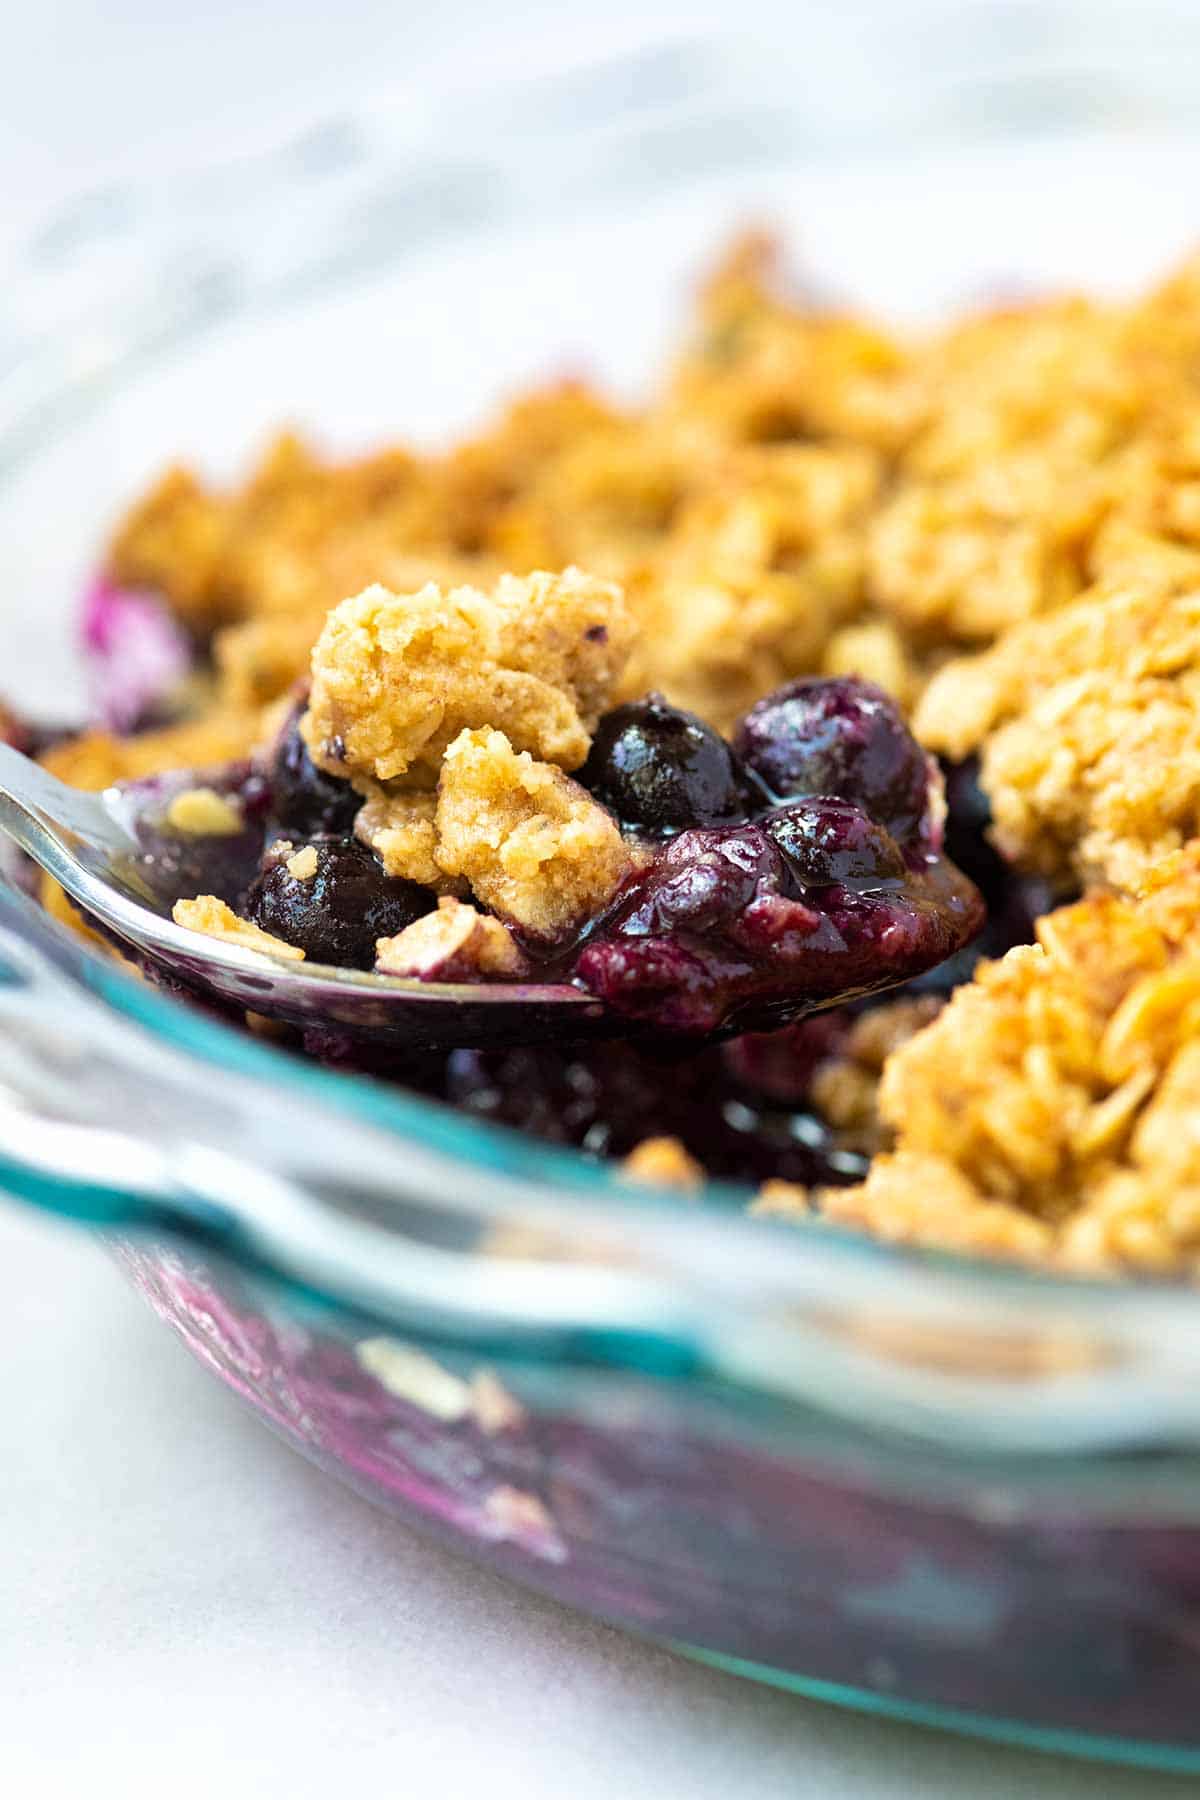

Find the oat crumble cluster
[[917, 574, 1200, 893], [39, 234, 1200, 1277], [802, 850, 1200, 1274], [296, 568, 639, 940]]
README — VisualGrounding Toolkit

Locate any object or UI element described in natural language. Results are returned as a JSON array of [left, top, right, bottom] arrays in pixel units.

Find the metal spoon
[[0, 743, 983, 1052], [0, 743, 613, 1050]]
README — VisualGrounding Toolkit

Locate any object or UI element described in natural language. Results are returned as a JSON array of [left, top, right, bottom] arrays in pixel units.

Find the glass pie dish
[[9, 8, 1200, 1770]]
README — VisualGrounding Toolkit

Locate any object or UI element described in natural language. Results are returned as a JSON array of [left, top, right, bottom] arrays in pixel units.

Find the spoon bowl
[[0, 744, 616, 1050], [0, 741, 984, 1051]]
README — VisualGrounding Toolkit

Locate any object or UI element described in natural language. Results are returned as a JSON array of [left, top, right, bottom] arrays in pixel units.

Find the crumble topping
[[751, 1181, 815, 1223], [172, 894, 306, 961], [352, 784, 449, 888], [916, 576, 1200, 891], [355, 1338, 472, 1420], [630, 441, 882, 729], [375, 896, 527, 981], [799, 850, 1200, 1273], [285, 844, 319, 881], [164, 786, 244, 836], [479, 1484, 566, 1562], [620, 1136, 705, 1192], [468, 1368, 527, 1435], [822, 618, 920, 712], [40, 711, 260, 790], [807, 996, 944, 1155], [433, 727, 637, 938], [301, 568, 634, 784]]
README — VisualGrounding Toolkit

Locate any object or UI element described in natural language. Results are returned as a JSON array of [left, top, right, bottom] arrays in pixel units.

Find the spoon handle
[[0, 741, 118, 860]]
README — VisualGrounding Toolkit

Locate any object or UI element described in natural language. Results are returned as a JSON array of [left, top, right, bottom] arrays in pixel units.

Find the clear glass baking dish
[[8, 8, 1200, 1769]]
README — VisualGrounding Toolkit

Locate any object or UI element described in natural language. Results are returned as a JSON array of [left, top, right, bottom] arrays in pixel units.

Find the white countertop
[[0, 1204, 1185, 1798]]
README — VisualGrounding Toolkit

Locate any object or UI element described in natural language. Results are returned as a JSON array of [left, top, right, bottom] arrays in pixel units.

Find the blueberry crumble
[[31, 232, 1200, 1275]]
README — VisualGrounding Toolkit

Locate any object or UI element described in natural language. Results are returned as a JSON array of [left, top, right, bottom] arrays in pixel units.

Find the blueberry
[[763, 797, 906, 888], [268, 701, 361, 838], [734, 677, 931, 843], [580, 695, 754, 837], [615, 824, 788, 935], [245, 837, 433, 968]]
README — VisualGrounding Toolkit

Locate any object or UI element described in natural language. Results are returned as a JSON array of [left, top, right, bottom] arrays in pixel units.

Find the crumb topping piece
[[352, 783, 454, 890], [916, 577, 1200, 890], [172, 894, 306, 961], [375, 895, 527, 982], [434, 727, 637, 939], [751, 1180, 815, 1222], [621, 1136, 704, 1192], [285, 844, 319, 881], [804, 849, 1200, 1273], [808, 996, 944, 1154], [164, 786, 244, 836], [302, 568, 634, 785]]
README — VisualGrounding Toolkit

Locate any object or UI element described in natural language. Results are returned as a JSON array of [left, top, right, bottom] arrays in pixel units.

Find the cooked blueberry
[[763, 797, 906, 888], [614, 824, 788, 935], [268, 702, 361, 837], [580, 695, 754, 837], [245, 837, 433, 968], [733, 677, 931, 842]]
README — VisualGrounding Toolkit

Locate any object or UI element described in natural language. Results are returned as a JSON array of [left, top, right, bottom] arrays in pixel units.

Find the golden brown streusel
[[750, 1180, 815, 1223], [172, 895, 306, 961], [108, 465, 235, 631], [433, 728, 636, 938], [663, 231, 919, 453], [302, 569, 633, 784], [627, 442, 881, 728], [821, 617, 923, 711], [468, 1368, 528, 1435], [796, 850, 1200, 1273], [39, 711, 261, 791], [39, 871, 122, 960], [620, 1136, 705, 1192], [163, 786, 244, 836], [375, 896, 527, 981], [916, 577, 1200, 891], [808, 996, 945, 1155], [36, 713, 265, 944], [352, 784, 451, 889], [285, 844, 319, 881]]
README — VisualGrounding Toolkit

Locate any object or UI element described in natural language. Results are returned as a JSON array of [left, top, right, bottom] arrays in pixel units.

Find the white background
[[1, 4, 1196, 1795]]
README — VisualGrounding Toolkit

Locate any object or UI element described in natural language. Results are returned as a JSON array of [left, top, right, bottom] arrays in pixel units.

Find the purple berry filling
[[574, 818, 981, 1035], [566, 681, 984, 1035], [94, 674, 986, 1039]]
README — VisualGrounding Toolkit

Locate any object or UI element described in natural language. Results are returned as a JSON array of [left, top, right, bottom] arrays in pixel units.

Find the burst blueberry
[[763, 796, 906, 888]]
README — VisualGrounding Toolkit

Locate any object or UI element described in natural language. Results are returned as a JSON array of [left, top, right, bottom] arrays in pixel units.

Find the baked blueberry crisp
[[134, 570, 979, 1036], [31, 232, 1200, 1274]]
